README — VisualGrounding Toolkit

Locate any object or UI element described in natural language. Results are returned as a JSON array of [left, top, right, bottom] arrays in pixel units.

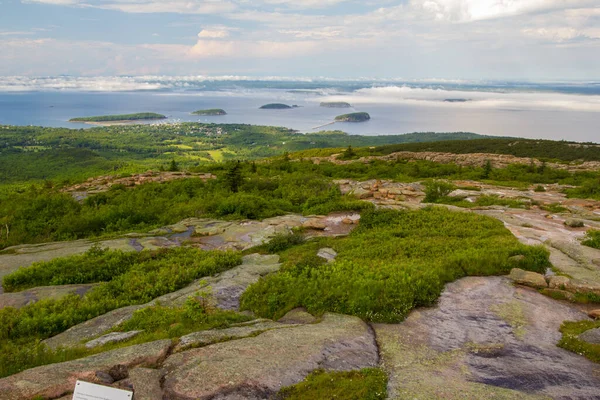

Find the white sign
[[72, 380, 133, 400]]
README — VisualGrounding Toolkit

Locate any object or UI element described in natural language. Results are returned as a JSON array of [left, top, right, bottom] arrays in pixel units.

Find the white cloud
[[198, 27, 232, 39], [410, 0, 597, 22]]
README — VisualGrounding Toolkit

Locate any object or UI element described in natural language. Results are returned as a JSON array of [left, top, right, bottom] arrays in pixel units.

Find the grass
[[582, 229, 600, 249], [558, 320, 600, 364], [276, 368, 387, 400], [241, 208, 550, 323]]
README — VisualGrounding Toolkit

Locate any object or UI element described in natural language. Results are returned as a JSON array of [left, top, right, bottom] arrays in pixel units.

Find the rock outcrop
[[508, 268, 548, 289], [375, 277, 599, 399], [0, 340, 171, 400], [161, 313, 378, 399]]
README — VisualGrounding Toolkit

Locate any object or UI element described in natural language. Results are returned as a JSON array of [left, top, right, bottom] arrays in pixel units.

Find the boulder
[[129, 368, 164, 400], [85, 331, 143, 349], [508, 268, 548, 289], [548, 275, 570, 290], [277, 308, 317, 325], [0, 340, 171, 400], [317, 247, 337, 263], [351, 187, 372, 199], [589, 309, 600, 319], [302, 218, 328, 230], [564, 219, 585, 228], [161, 313, 378, 399], [579, 328, 600, 345]]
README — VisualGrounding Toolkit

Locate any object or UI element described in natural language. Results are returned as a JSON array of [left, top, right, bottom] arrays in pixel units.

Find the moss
[[491, 301, 527, 339], [558, 320, 600, 364], [276, 368, 387, 400]]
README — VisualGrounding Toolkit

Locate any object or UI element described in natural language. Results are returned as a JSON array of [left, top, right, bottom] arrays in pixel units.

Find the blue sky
[[1, 0, 599, 79]]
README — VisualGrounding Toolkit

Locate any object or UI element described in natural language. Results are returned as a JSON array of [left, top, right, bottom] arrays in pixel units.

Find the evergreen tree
[[342, 145, 356, 159], [168, 159, 179, 172], [225, 161, 243, 193], [482, 160, 492, 179]]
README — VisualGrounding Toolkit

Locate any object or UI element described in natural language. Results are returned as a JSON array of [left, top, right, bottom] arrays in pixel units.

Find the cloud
[[198, 27, 232, 39], [410, 0, 597, 22], [188, 39, 319, 58], [24, 0, 237, 13]]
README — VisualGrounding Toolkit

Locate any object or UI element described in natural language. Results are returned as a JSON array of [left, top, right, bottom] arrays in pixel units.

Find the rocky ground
[[1, 179, 600, 399]]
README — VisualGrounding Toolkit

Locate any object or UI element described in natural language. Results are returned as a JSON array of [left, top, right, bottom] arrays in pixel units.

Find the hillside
[[0, 123, 599, 400]]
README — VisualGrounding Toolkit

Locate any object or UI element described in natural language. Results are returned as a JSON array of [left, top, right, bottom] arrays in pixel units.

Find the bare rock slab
[[317, 247, 337, 263], [173, 320, 290, 353], [0, 283, 95, 309], [374, 277, 599, 400], [0, 340, 171, 400], [129, 368, 164, 400], [162, 313, 378, 399], [579, 328, 600, 345], [277, 308, 317, 325], [85, 330, 143, 349]]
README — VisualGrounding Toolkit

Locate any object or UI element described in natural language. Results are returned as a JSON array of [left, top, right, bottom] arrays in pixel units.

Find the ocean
[[0, 77, 599, 142]]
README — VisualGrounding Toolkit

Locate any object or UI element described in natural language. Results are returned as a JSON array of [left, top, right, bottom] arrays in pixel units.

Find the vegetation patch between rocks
[[276, 368, 388, 400], [558, 320, 600, 364], [241, 207, 550, 323]]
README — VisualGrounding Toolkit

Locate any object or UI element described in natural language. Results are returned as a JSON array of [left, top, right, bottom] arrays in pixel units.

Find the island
[[260, 103, 293, 109], [334, 112, 371, 122], [191, 109, 227, 116], [444, 99, 470, 103], [69, 113, 167, 123], [320, 101, 352, 108]]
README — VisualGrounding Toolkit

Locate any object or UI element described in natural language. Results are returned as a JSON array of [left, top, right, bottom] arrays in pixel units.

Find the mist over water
[[0, 77, 599, 142]]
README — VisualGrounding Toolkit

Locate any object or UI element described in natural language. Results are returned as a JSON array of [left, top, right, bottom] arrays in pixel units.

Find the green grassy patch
[[582, 229, 600, 249], [558, 320, 600, 364], [241, 208, 550, 323], [277, 368, 387, 400], [0, 247, 241, 377]]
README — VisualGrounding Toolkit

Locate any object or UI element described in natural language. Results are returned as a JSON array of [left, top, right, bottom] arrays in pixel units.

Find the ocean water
[[0, 78, 599, 142]]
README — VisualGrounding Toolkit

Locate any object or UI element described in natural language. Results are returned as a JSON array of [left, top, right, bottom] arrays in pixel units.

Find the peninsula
[[69, 113, 167, 123], [191, 109, 227, 116], [334, 112, 371, 122]]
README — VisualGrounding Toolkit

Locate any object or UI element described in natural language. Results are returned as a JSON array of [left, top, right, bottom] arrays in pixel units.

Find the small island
[[191, 109, 227, 116], [444, 99, 469, 103], [69, 113, 166, 123], [260, 103, 292, 109], [334, 112, 371, 122], [320, 102, 352, 108]]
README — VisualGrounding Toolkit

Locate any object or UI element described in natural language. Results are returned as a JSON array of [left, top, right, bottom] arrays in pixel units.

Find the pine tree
[[225, 161, 243, 193], [168, 159, 179, 172]]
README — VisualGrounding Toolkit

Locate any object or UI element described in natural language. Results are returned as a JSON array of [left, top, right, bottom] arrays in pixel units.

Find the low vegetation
[[241, 208, 550, 323], [0, 247, 241, 377], [69, 113, 166, 122], [277, 368, 388, 400], [582, 229, 600, 249], [558, 320, 600, 364]]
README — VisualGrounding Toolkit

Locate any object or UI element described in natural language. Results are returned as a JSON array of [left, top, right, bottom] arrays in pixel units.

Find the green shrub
[[241, 208, 550, 323], [265, 232, 306, 253], [0, 248, 241, 377], [277, 368, 388, 400], [423, 180, 456, 203]]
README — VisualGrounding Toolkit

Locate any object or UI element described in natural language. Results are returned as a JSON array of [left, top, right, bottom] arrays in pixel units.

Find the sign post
[[72, 380, 133, 400]]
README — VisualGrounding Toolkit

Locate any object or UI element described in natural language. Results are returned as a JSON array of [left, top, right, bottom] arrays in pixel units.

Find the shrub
[[265, 232, 306, 253], [241, 208, 550, 323], [423, 180, 456, 203]]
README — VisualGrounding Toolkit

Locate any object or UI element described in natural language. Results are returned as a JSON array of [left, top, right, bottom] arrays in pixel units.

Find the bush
[[265, 232, 306, 253], [423, 180, 456, 203], [241, 208, 550, 323]]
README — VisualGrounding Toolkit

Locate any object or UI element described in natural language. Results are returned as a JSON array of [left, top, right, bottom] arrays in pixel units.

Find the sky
[[0, 0, 599, 79]]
